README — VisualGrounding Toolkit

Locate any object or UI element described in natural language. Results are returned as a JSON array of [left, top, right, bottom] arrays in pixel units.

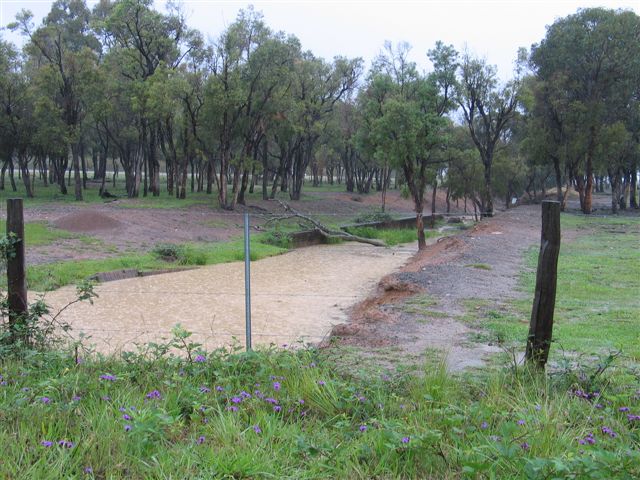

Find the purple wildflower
[[253, 425, 262, 434], [21, 387, 30, 392], [227, 406, 239, 412], [517, 419, 526, 425], [273, 382, 281, 391], [145, 390, 161, 400], [124, 425, 132, 432], [99, 374, 116, 381], [240, 391, 252, 399], [359, 425, 367, 432], [298, 399, 305, 405], [535, 405, 541, 411], [215, 386, 224, 392], [40, 397, 51, 404], [317, 380, 326, 386], [199, 386, 211, 394], [274, 405, 282, 413], [58, 440, 74, 448], [231, 397, 243, 404], [122, 414, 132, 421], [265, 397, 278, 404], [401, 436, 410, 444], [595, 404, 603, 409], [196, 435, 206, 445], [627, 414, 640, 421], [480, 421, 488, 429], [194, 354, 206, 363], [40, 440, 53, 448], [119, 407, 127, 412], [102, 396, 111, 402], [619, 407, 630, 412], [83, 467, 93, 474], [520, 442, 530, 450]]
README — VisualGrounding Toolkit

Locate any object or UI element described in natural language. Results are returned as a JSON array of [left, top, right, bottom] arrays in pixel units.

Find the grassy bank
[[24, 237, 286, 291], [467, 213, 640, 360], [0, 340, 638, 478]]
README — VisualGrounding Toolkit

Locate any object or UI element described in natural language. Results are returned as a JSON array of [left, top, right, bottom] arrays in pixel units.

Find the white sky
[[1, 0, 638, 80]]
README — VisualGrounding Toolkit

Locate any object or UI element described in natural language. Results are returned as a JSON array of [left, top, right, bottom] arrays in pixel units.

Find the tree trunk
[[72, 144, 83, 201]]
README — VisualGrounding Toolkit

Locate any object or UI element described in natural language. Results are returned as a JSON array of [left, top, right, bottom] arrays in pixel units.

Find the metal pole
[[244, 212, 252, 351]]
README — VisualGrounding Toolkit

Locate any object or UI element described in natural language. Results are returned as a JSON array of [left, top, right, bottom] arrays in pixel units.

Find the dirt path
[[43, 242, 415, 353], [331, 205, 544, 372]]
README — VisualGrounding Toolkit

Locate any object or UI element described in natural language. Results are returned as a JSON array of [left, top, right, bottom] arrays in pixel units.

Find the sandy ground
[[42, 242, 415, 353]]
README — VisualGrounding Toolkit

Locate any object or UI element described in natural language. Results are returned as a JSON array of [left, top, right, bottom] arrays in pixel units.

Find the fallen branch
[[270, 201, 386, 247]]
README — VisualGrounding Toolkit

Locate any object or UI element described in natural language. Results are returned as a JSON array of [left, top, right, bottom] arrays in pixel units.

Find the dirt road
[[43, 242, 415, 353]]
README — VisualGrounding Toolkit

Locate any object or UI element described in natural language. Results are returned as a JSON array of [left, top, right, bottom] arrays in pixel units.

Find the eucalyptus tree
[[530, 7, 640, 213], [95, 0, 199, 197], [10, 0, 101, 200], [288, 54, 362, 201], [456, 52, 519, 217], [0, 39, 32, 194], [361, 42, 456, 248]]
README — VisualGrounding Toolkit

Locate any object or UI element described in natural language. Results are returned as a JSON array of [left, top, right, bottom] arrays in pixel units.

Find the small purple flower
[[359, 425, 367, 432], [199, 386, 211, 394], [119, 407, 127, 412], [265, 397, 278, 404], [40, 397, 51, 404], [41, 440, 53, 448], [122, 414, 132, 421], [401, 436, 410, 444], [194, 354, 206, 363], [357, 395, 366, 402], [298, 399, 305, 405], [595, 404, 603, 409], [274, 405, 282, 413], [83, 467, 93, 474], [99, 374, 116, 381], [145, 390, 161, 400], [124, 425, 132, 432], [21, 387, 30, 392], [58, 440, 74, 448], [196, 435, 205, 445], [619, 407, 630, 412], [520, 442, 530, 450], [627, 414, 640, 421], [579, 439, 586, 445], [480, 421, 488, 429], [317, 381, 326, 386], [0, 381, 7, 386], [517, 419, 526, 425], [227, 406, 239, 412], [273, 382, 281, 391], [310, 362, 316, 368], [231, 396, 243, 404], [102, 396, 111, 402], [253, 425, 262, 434], [535, 405, 541, 411], [240, 391, 252, 399]]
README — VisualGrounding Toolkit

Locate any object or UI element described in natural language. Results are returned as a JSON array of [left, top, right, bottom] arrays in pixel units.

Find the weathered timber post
[[6, 199, 28, 343], [525, 200, 561, 369]]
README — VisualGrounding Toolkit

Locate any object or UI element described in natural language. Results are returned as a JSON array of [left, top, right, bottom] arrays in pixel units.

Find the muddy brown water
[[42, 242, 415, 354]]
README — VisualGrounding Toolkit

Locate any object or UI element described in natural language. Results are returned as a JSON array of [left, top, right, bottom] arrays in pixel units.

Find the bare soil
[[330, 205, 546, 372]]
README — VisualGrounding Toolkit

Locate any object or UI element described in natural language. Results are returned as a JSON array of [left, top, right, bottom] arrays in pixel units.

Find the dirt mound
[[54, 210, 122, 233]]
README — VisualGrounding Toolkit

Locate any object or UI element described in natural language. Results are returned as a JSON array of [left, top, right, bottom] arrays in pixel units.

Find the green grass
[[345, 227, 441, 246], [466, 213, 640, 359], [23, 236, 286, 291], [0, 342, 638, 478], [466, 263, 492, 270], [0, 220, 75, 246]]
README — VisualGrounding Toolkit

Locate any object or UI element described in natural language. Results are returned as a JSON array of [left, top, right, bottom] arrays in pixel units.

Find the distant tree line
[[0, 1, 638, 223]]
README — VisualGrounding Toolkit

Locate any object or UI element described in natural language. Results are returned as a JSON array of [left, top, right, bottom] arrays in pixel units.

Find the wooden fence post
[[525, 200, 561, 369], [6, 199, 28, 343]]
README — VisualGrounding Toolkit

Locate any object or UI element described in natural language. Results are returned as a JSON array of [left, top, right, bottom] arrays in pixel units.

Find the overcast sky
[[1, 0, 638, 80]]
